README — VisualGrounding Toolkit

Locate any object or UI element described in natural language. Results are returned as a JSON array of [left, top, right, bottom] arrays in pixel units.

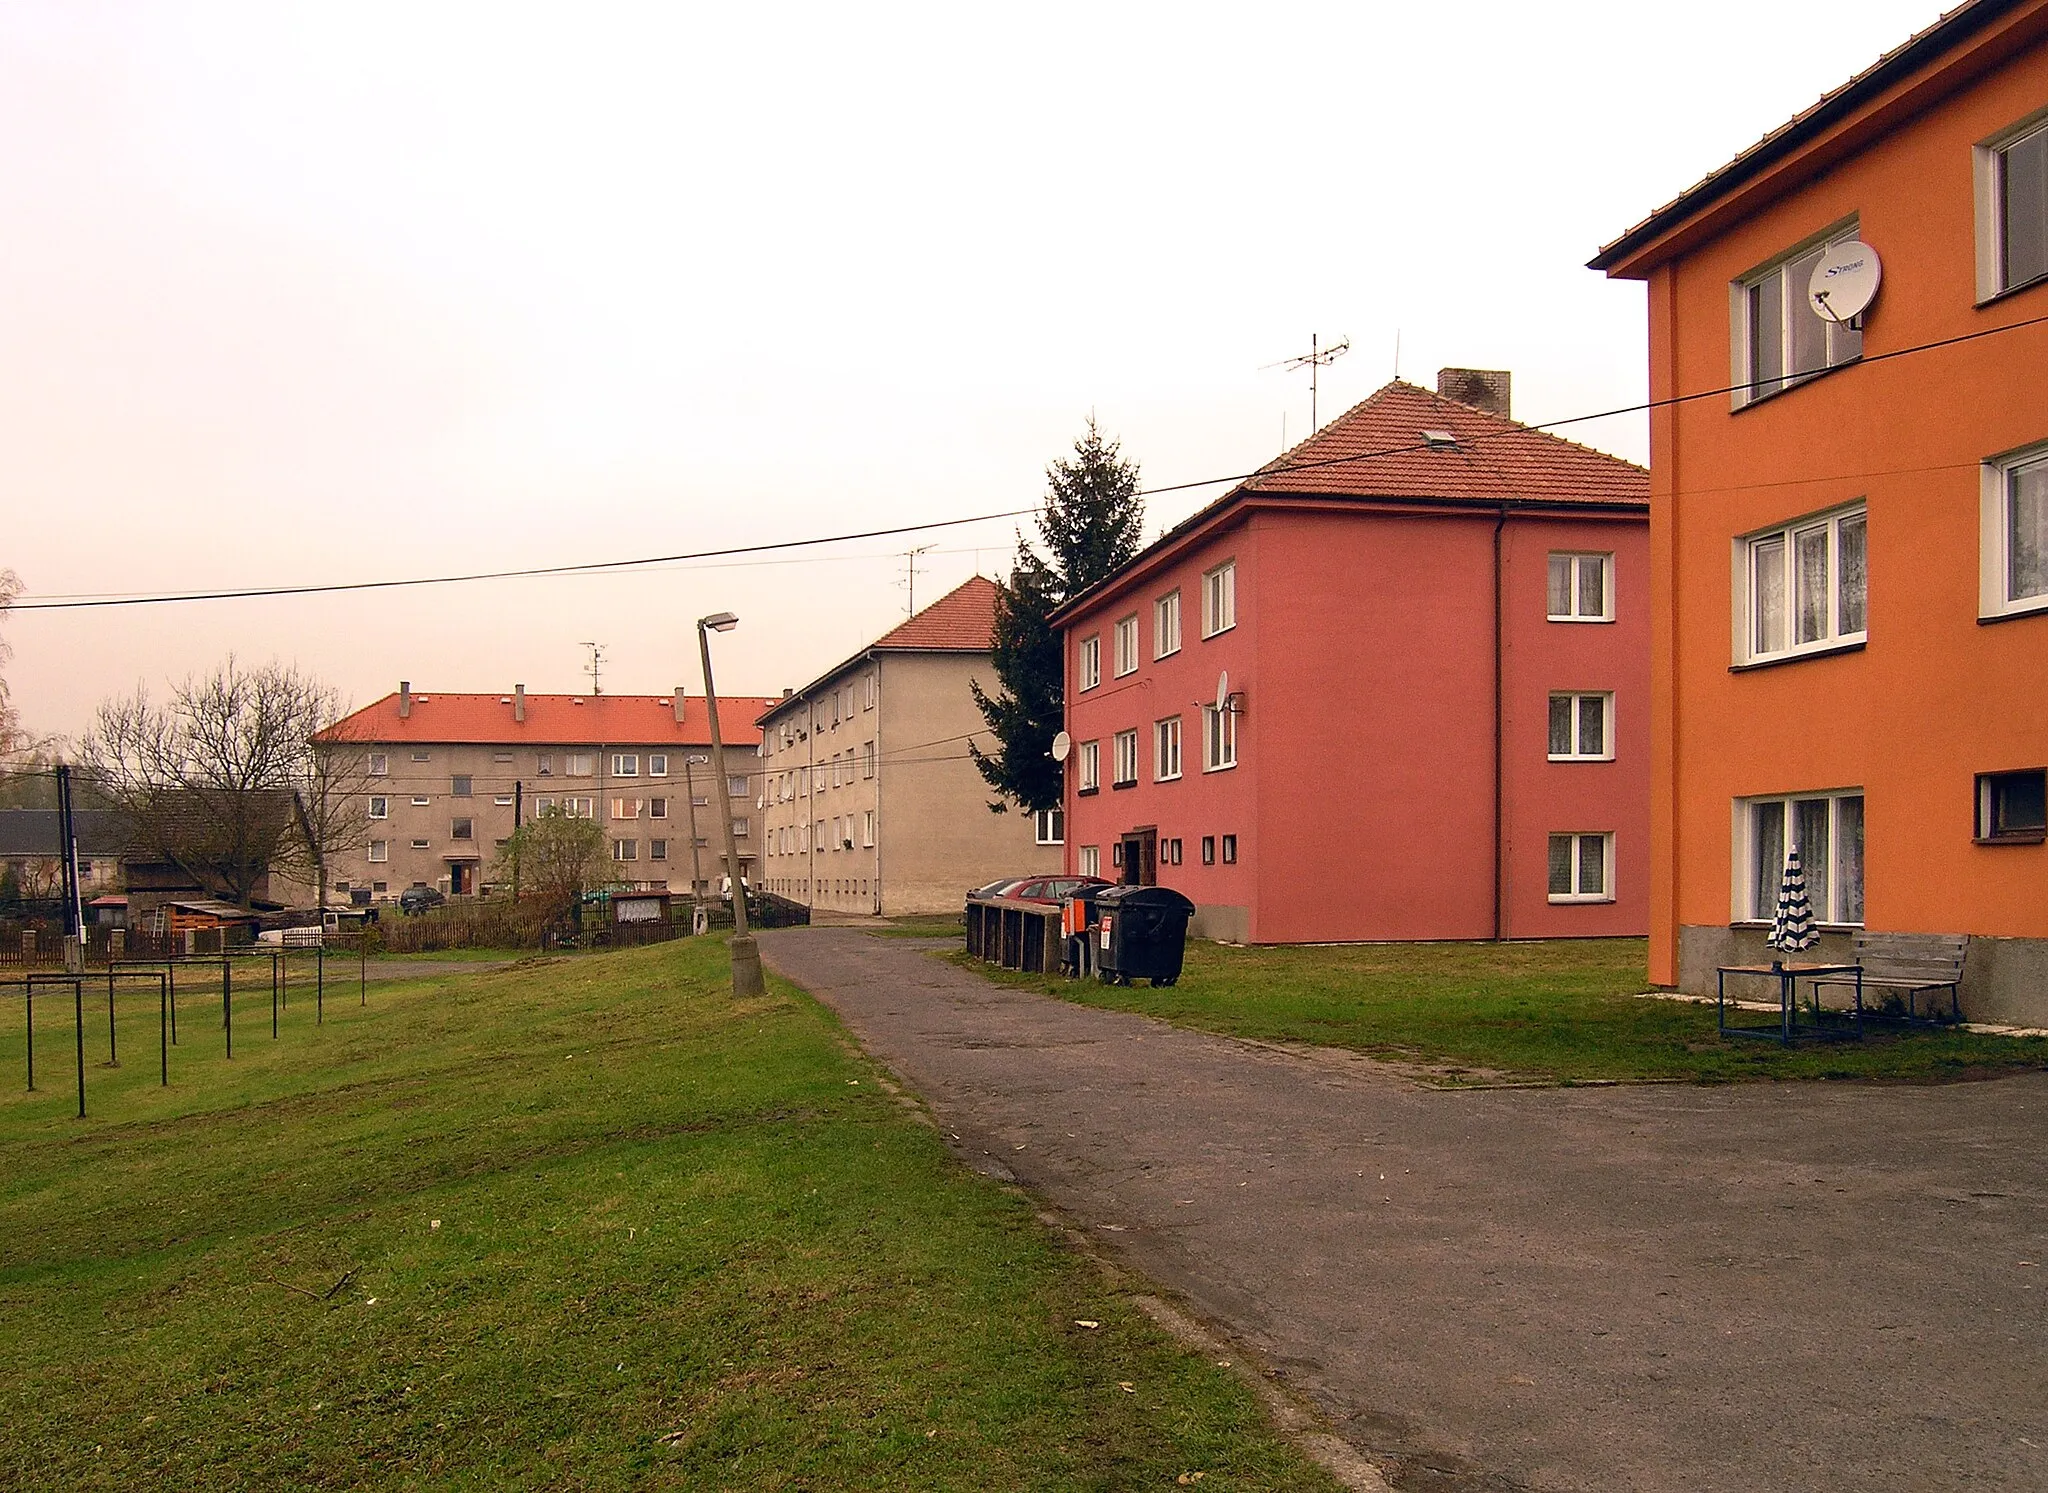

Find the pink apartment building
[[1051, 372, 1652, 944]]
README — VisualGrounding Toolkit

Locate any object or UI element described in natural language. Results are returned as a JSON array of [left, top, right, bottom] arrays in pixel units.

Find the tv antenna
[[580, 641, 607, 696], [897, 544, 935, 615], [1262, 332, 1350, 433]]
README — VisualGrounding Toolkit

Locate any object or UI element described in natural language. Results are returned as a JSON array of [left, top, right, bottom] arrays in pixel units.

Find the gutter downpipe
[[1494, 504, 1508, 944], [869, 651, 882, 916]]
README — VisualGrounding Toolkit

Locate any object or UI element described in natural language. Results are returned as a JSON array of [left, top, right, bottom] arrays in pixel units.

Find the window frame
[[451, 775, 473, 798], [368, 796, 389, 820], [368, 840, 389, 863], [648, 754, 668, 777], [1733, 789, 1865, 927], [1980, 440, 2048, 621], [1729, 219, 1864, 409], [1546, 831, 1615, 904], [1733, 502, 1868, 666], [1077, 740, 1101, 793], [612, 838, 639, 862], [1976, 767, 2047, 845], [1078, 635, 1101, 692], [1078, 845, 1099, 878], [1034, 807, 1064, 846], [1546, 552, 1613, 623], [1154, 590, 1182, 658], [368, 753, 389, 777], [1113, 615, 1139, 677], [1112, 729, 1140, 788], [612, 754, 638, 777], [1546, 692, 1615, 763], [1202, 704, 1237, 772], [1154, 715, 1182, 782], [1220, 833, 1237, 864], [1201, 561, 1236, 638], [451, 817, 474, 841], [1974, 106, 2048, 304]]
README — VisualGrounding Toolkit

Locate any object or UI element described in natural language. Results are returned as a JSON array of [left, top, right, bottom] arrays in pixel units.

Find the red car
[[991, 875, 1113, 906]]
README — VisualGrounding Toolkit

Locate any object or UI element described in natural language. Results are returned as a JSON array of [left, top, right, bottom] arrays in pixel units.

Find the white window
[[1154, 716, 1182, 781], [1154, 591, 1182, 658], [649, 754, 668, 777], [1547, 833, 1614, 903], [1113, 615, 1139, 677], [1547, 553, 1612, 622], [1078, 740, 1100, 792], [1734, 223, 1863, 406], [651, 838, 668, 860], [494, 794, 513, 806], [411, 796, 430, 807], [565, 754, 594, 777], [1975, 110, 2048, 301], [1112, 729, 1139, 787], [409, 838, 430, 852], [1738, 504, 1867, 663], [650, 797, 668, 819], [536, 753, 553, 776], [368, 753, 389, 777], [612, 797, 643, 820], [1202, 561, 1236, 637], [368, 796, 389, 820], [613, 754, 639, 777], [1547, 693, 1614, 762], [368, 840, 389, 863], [493, 751, 514, 764], [733, 818, 749, 838], [863, 809, 876, 848], [1977, 768, 2047, 843], [862, 741, 875, 779], [1981, 442, 2048, 620], [1034, 807, 1064, 845], [411, 751, 431, 763], [1739, 791, 1864, 926], [563, 797, 594, 819], [728, 775, 748, 797], [613, 839, 639, 862], [1203, 704, 1236, 771], [1079, 635, 1101, 691], [534, 795, 557, 815], [864, 674, 877, 710], [1078, 845, 1100, 877]]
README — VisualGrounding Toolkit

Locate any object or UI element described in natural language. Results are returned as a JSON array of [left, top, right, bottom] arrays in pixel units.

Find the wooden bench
[[1809, 932, 1967, 1023]]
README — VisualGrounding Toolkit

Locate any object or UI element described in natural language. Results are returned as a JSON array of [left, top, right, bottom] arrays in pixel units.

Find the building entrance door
[[448, 861, 473, 896], [1120, 828, 1158, 886]]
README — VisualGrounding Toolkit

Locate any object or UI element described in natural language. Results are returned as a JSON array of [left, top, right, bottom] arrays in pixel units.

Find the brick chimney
[[398, 681, 412, 719], [1436, 367, 1512, 419], [514, 683, 526, 723], [672, 686, 686, 724]]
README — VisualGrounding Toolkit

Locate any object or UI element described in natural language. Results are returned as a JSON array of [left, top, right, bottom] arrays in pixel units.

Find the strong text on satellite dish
[[1808, 239, 1882, 325]]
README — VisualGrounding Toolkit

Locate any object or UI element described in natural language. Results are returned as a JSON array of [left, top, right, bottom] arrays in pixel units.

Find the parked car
[[987, 875, 1113, 906], [398, 885, 446, 916]]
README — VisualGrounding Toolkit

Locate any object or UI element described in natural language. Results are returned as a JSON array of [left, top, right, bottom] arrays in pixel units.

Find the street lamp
[[696, 611, 764, 997]]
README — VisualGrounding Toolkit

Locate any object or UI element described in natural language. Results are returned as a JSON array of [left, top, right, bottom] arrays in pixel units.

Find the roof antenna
[[896, 544, 934, 616], [1394, 328, 1401, 381], [1262, 332, 1350, 433], [580, 641, 606, 696]]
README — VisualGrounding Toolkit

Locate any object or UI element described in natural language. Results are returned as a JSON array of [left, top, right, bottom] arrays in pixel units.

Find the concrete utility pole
[[696, 612, 763, 997], [683, 753, 708, 934]]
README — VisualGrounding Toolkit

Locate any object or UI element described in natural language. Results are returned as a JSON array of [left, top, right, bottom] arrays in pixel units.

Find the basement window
[[1977, 768, 2047, 844]]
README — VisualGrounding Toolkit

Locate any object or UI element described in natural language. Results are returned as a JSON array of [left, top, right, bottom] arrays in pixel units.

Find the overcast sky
[[2, 0, 1943, 738]]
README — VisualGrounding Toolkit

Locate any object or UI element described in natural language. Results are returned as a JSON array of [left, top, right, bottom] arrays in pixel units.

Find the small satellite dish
[[1050, 730, 1072, 763], [1808, 240, 1881, 325], [1216, 671, 1230, 713]]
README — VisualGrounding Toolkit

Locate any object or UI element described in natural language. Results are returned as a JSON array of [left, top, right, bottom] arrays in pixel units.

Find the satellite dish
[[1216, 671, 1230, 713], [1808, 240, 1881, 325], [1050, 730, 1072, 763]]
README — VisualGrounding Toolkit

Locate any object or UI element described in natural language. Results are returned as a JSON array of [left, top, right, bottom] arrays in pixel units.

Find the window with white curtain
[[1547, 693, 1613, 762], [1154, 591, 1182, 657], [1113, 616, 1139, 677], [1547, 833, 1613, 903], [1078, 635, 1101, 691], [1202, 561, 1236, 637], [1078, 740, 1100, 792], [1977, 112, 2048, 299], [1034, 807, 1063, 845], [1982, 443, 2048, 619], [1547, 553, 1612, 622], [1112, 730, 1139, 787], [1078, 845, 1099, 877], [1154, 716, 1182, 781], [1739, 504, 1866, 663], [1740, 790, 1864, 925], [1202, 704, 1236, 771]]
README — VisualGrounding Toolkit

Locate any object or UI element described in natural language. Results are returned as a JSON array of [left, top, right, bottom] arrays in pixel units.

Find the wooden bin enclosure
[[965, 896, 1062, 975]]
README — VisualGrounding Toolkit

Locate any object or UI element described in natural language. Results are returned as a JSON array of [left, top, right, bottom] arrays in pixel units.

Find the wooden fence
[[964, 897, 1062, 974]]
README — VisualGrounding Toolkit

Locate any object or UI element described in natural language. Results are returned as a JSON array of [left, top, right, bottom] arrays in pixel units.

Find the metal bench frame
[[1809, 931, 1967, 1024]]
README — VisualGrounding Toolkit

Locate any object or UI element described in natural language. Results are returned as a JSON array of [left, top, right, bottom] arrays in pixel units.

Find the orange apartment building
[[1593, 0, 2048, 1022]]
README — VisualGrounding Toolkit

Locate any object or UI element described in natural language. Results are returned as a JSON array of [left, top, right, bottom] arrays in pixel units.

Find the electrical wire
[[11, 306, 2045, 615]]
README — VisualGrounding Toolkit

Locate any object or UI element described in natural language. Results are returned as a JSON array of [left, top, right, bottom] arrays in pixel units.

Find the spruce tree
[[971, 418, 1143, 813]]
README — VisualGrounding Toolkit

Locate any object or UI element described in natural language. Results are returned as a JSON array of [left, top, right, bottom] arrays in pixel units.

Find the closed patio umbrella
[[1767, 847, 1818, 963]]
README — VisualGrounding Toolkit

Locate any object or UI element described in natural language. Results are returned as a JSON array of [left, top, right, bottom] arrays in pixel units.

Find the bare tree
[[0, 568, 20, 755], [80, 658, 350, 908], [293, 698, 381, 914]]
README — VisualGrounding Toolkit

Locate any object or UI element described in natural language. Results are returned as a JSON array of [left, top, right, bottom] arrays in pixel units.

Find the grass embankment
[[873, 915, 968, 940], [948, 938, 2048, 1085], [0, 943, 1334, 1491]]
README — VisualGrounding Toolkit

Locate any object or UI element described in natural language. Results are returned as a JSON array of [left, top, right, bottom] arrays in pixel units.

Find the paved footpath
[[761, 928, 2048, 1493]]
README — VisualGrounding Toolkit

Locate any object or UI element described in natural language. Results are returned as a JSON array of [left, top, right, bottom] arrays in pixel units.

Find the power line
[[12, 304, 2046, 616]]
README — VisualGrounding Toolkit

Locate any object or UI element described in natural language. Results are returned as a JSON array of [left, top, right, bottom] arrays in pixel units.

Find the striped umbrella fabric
[[1767, 847, 1818, 955]]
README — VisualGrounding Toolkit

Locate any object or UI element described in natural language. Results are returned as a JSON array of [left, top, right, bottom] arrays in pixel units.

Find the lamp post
[[696, 612, 764, 997]]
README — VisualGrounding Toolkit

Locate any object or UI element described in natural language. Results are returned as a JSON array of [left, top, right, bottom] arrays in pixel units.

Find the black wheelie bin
[[1094, 885, 1196, 986]]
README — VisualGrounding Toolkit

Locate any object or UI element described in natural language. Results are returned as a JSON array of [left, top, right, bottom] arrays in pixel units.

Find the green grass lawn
[[0, 944, 1336, 1491], [946, 938, 2048, 1085], [872, 914, 967, 940]]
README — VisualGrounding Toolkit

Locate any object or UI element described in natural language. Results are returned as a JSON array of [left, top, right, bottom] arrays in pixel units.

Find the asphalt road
[[759, 928, 2048, 1493]]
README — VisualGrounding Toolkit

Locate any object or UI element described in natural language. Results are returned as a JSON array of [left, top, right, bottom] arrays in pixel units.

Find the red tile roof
[[870, 575, 1001, 652], [1244, 381, 1648, 505], [316, 690, 780, 747]]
